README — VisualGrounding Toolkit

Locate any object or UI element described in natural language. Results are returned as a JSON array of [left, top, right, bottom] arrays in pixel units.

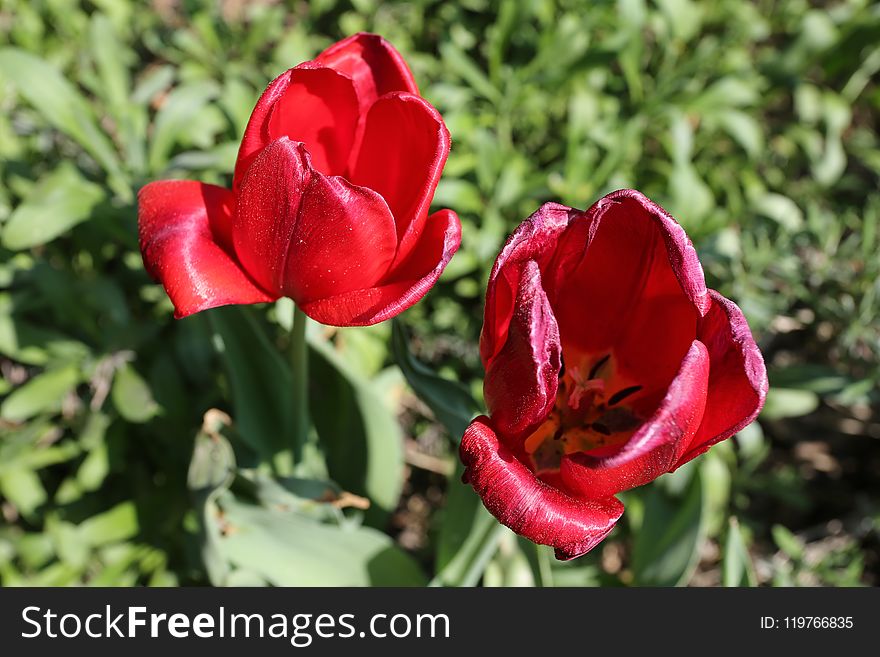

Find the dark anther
[[608, 385, 643, 406], [588, 354, 610, 379], [558, 355, 566, 379], [591, 422, 611, 436]]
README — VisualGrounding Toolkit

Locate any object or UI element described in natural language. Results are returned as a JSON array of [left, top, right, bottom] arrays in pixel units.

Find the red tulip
[[138, 33, 460, 326], [460, 190, 768, 560]]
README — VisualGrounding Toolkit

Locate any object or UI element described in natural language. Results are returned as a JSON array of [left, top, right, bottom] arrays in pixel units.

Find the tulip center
[[524, 352, 644, 474]]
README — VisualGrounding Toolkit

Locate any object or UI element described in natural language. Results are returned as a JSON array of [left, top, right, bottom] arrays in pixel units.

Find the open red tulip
[[138, 33, 460, 326], [460, 190, 768, 560]]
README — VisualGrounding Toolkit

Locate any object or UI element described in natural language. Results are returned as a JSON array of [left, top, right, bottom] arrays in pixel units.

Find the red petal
[[315, 33, 418, 114], [233, 69, 292, 192], [233, 66, 359, 188], [612, 291, 699, 401], [460, 416, 624, 560], [484, 260, 561, 443], [299, 208, 460, 326], [553, 190, 709, 358], [480, 203, 574, 366], [676, 290, 768, 466], [233, 138, 312, 296], [138, 180, 274, 319], [282, 164, 398, 306], [561, 340, 710, 499], [349, 92, 450, 266], [266, 66, 359, 176]]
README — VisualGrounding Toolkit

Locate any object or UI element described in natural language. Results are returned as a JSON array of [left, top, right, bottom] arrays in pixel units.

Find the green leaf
[[391, 319, 477, 440], [111, 362, 159, 423], [0, 48, 130, 200], [0, 468, 47, 516], [772, 524, 804, 561], [631, 468, 706, 586], [754, 193, 804, 231], [0, 365, 79, 422], [89, 13, 146, 173], [719, 110, 764, 158], [77, 502, 139, 546], [77, 442, 109, 492], [187, 413, 237, 498], [187, 411, 236, 586], [483, 530, 536, 587], [760, 387, 820, 420], [440, 42, 501, 104], [148, 80, 219, 172], [209, 307, 294, 471], [309, 334, 405, 524], [432, 463, 504, 587], [242, 471, 342, 522], [723, 517, 757, 586], [2, 163, 105, 250], [216, 495, 426, 586]]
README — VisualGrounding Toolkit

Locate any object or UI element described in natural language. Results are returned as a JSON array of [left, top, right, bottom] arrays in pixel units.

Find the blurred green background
[[0, 0, 878, 586]]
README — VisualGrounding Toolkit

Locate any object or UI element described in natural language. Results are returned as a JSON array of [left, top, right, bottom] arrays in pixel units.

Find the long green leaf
[[216, 495, 425, 586], [309, 334, 404, 526], [391, 319, 477, 440], [1, 163, 105, 250], [631, 468, 706, 586], [209, 307, 294, 473], [0, 48, 130, 200]]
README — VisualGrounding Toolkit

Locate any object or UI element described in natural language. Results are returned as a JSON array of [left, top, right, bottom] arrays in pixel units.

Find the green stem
[[536, 543, 555, 588], [289, 304, 309, 464]]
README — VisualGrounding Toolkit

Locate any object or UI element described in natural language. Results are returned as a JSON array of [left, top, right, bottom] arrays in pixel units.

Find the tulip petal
[[283, 165, 398, 306], [676, 290, 768, 466], [315, 32, 418, 113], [234, 69, 292, 192], [298, 208, 460, 326], [349, 92, 450, 265], [484, 260, 562, 443], [233, 138, 312, 295], [553, 190, 709, 358], [233, 66, 359, 187], [266, 66, 360, 176], [138, 180, 275, 319], [561, 340, 710, 499], [480, 202, 574, 366], [460, 416, 624, 560]]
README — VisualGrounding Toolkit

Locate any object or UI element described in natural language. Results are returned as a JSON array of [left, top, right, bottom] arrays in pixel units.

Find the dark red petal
[[553, 190, 709, 358], [561, 340, 710, 499], [484, 260, 561, 442], [349, 92, 450, 266], [298, 208, 460, 326], [480, 203, 574, 366], [606, 189, 710, 313], [460, 417, 624, 560], [282, 165, 398, 306], [233, 66, 360, 187], [612, 292, 699, 399], [138, 180, 275, 319], [315, 32, 418, 113], [675, 290, 768, 466], [233, 138, 312, 296]]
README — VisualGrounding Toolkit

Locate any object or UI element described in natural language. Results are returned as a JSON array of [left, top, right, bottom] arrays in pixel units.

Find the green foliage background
[[0, 0, 877, 586]]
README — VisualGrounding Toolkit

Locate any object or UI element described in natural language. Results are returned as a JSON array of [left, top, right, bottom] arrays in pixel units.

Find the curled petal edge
[[675, 289, 769, 467], [460, 416, 624, 560], [137, 180, 275, 319]]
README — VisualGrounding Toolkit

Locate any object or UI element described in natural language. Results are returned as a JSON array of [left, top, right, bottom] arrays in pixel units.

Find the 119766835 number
[[761, 617, 854, 629]]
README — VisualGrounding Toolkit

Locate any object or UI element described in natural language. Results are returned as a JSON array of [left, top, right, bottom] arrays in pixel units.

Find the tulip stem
[[290, 304, 310, 463]]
